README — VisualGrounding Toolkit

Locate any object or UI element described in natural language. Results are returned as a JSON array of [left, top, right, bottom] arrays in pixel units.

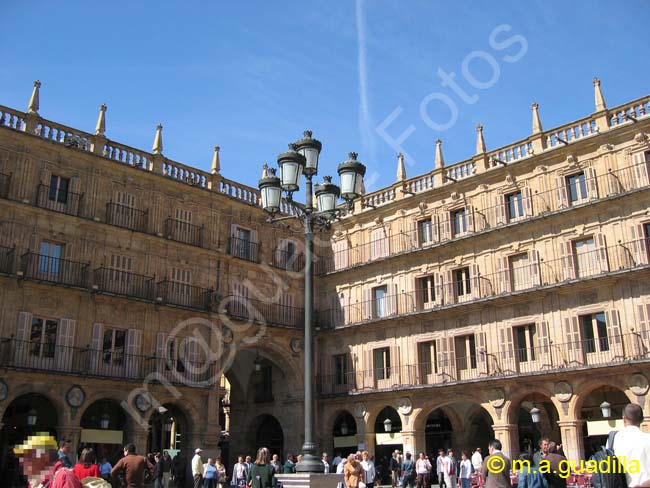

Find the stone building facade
[[314, 80, 650, 465]]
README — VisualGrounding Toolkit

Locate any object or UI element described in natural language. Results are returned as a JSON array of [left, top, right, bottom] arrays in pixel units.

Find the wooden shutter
[[125, 328, 143, 378], [470, 263, 480, 299], [156, 332, 167, 376], [435, 337, 449, 381], [522, 186, 533, 218], [476, 331, 488, 375], [431, 214, 440, 243], [499, 327, 514, 372], [55, 318, 76, 371], [434, 273, 443, 305], [91, 323, 103, 372], [564, 317, 582, 365], [495, 195, 505, 226], [606, 310, 623, 359], [556, 175, 568, 209], [251, 229, 259, 261], [444, 269, 455, 304], [595, 233, 609, 274], [441, 212, 451, 241], [636, 304, 650, 354], [630, 224, 649, 266], [536, 321, 551, 368], [390, 344, 401, 384], [467, 205, 475, 233], [498, 256, 511, 294], [15, 312, 32, 365], [362, 288, 372, 321], [633, 151, 650, 188], [447, 337, 457, 380], [560, 240, 576, 281], [529, 250, 541, 287], [585, 167, 598, 200], [388, 284, 398, 316], [362, 348, 373, 389]]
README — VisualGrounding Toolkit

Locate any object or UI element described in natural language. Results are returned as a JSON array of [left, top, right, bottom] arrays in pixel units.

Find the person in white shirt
[[471, 448, 482, 472], [192, 448, 204, 488], [415, 452, 431, 488], [231, 455, 248, 487], [361, 451, 376, 488], [436, 450, 446, 488], [459, 451, 472, 488], [612, 403, 650, 488], [322, 452, 331, 474], [442, 449, 456, 488]]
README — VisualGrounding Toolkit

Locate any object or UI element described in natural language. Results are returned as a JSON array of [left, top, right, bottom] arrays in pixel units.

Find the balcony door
[[38, 241, 64, 281]]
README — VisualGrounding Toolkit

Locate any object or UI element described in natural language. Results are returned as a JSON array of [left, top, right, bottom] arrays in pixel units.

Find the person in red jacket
[[73, 447, 100, 480]]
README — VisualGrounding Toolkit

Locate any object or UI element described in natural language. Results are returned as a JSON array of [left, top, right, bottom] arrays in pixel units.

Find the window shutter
[[630, 224, 649, 266], [15, 312, 33, 364], [435, 337, 448, 380], [444, 269, 454, 304], [499, 327, 514, 371], [467, 205, 475, 233], [498, 256, 511, 294], [441, 213, 451, 241], [446, 337, 457, 381], [56, 318, 76, 371], [390, 344, 401, 384], [585, 167, 598, 200], [560, 240, 576, 281], [522, 187, 533, 218], [595, 233, 609, 274], [564, 317, 582, 365], [434, 273, 443, 305], [363, 348, 373, 389], [431, 214, 440, 243], [606, 309, 623, 358], [529, 250, 541, 286], [470, 263, 480, 299], [636, 303, 650, 346], [125, 329, 143, 378], [156, 332, 166, 375], [495, 195, 505, 226], [476, 332, 487, 375], [536, 321, 551, 367], [363, 288, 372, 321], [556, 175, 568, 209], [388, 284, 398, 316], [633, 151, 650, 188], [91, 323, 103, 372]]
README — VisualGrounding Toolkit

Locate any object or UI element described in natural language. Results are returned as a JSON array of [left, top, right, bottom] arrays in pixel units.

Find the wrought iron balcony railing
[[36, 183, 83, 217], [271, 248, 305, 273], [106, 202, 148, 232], [21, 252, 89, 287], [317, 237, 650, 329], [0, 338, 217, 387], [228, 236, 259, 263], [222, 295, 304, 329], [156, 280, 214, 311], [164, 218, 203, 247], [317, 332, 650, 396], [93, 267, 155, 301], [316, 158, 650, 274], [0, 245, 15, 274], [0, 172, 10, 199]]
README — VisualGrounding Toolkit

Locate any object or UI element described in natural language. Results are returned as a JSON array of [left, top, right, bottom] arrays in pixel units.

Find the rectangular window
[[48, 175, 69, 204], [39, 241, 64, 276], [102, 328, 126, 366], [333, 354, 348, 385], [452, 208, 467, 236], [506, 192, 524, 221], [455, 334, 477, 370], [566, 172, 588, 203], [165, 337, 185, 373], [29, 317, 58, 358], [418, 219, 434, 245], [417, 275, 436, 308], [580, 312, 608, 353], [373, 285, 388, 318], [418, 341, 437, 375], [514, 324, 537, 363], [573, 238, 596, 277], [373, 347, 391, 380], [370, 228, 388, 259], [509, 253, 530, 291], [453, 267, 471, 297]]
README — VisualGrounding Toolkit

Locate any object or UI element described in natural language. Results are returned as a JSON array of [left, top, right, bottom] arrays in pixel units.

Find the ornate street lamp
[[254, 350, 262, 372], [530, 407, 541, 424], [165, 417, 174, 432], [27, 409, 37, 427], [258, 131, 366, 473], [383, 418, 392, 433], [340, 421, 349, 436], [600, 401, 612, 419], [100, 413, 110, 430]]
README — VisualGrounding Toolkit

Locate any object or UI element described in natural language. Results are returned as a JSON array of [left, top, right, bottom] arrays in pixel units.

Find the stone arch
[[569, 378, 636, 420], [504, 385, 558, 425], [245, 413, 285, 458], [2, 383, 67, 426], [366, 403, 406, 436], [507, 389, 561, 456]]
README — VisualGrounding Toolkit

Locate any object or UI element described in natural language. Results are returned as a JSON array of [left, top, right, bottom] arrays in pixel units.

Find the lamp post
[[100, 413, 110, 430], [259, 131, 366, 473]]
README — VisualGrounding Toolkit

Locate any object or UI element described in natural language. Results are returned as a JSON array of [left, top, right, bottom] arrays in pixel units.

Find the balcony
[[317, 332, 650, 396], [228, 236, 259, 263], [164, 218, 203, 247], [0, 338, 217, 387], [223, 295, 303, 329], [36, 184, 83, 217], [156, 280, 214, 311], [21, 252, 89, 287], [317, 237, 650, 329], [271, 248, 305, 272], [93, 267, 155, 301], [317, 158, 650, 275], [0, 245, 15, 274], [0, 172, 10, 199], [106, 202, 148, 232]]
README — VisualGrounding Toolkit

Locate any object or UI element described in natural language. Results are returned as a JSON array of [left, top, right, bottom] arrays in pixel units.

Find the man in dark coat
[[480, 439, 511, 488]]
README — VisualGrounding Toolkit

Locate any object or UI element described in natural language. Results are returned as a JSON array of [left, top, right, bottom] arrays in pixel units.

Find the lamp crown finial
[[304, 130, 313, 138], [323, 175, 332, 183], [349, 152, 358, 160]]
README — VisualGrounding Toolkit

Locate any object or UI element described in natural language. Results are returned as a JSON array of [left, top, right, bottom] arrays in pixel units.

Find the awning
[[80, 429, 123, 444], [376, 433, 403, 445], [586, 419, 624, 436]]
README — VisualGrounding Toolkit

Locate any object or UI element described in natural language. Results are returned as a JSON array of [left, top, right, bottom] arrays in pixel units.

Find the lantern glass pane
[[281, 161, 302, 190], [318, 193, 336, 212], [302, 147, 319, 173], [340, 172, 355, 198]]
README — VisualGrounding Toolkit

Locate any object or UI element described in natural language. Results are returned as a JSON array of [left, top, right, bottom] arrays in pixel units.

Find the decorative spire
[[28, 80, 41, 115], [594, 77, 606, 111], [95, 103, 107, 136], [261, 163, 269, 178], [211, 146, 221, 174], [531, 102, 542, 134], [475, 124, 486, 154], [434, 139, 445, 169], [396, 153, 406, 181], [152, 124, 163, 155]]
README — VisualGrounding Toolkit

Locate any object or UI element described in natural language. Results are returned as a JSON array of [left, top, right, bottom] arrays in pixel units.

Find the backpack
[[589, 431, 627, 488], [49, 466, 84, 488]]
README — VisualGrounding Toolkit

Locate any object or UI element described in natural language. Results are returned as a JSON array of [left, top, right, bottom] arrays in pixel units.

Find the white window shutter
[[536, 321, 551, 367], [435, 336, 448, 380], [633, 151, 650, 188], [467, 205, 476, 233], [560, 240, 576, 281], [362, 288, 372, 321], [605, 310, 623, 358], [431, 213, 440, 243], [434, 273, 443, 305], [125, 329, 142, 378], [495, 195, 505, 226], [55, 318, 76, 371], [522, 186, 533, 218], [470, 263, 480, 299], [476, 332, 488, 375], [556, 175, 568, 209], [564, 317, 582, 365], [390, 344, 400, 384], [446, 337, 456, 380], [91, 323, 103, 373], [595, 233, 609, 274], [15, 312, 33, 364], [630, 225, 648, 266], [441, 213, 451, 241], [529, 250, 541, 286], [585, 167, 598, 200], [636, 304, 650, 344], [499, 327, 514, 363], [498, 256, 510, 294], [444, 269, 454, 304]]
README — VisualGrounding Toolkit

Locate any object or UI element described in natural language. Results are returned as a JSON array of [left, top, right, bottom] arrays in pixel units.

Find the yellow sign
[[586, 419, 624, 436], [334, 436, 358, 448], [80, 429, 123, 444], [376, 433, 403, 445]]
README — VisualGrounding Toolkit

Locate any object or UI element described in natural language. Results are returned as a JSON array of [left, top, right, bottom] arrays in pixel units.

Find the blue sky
[[1, 1, 649, 193]]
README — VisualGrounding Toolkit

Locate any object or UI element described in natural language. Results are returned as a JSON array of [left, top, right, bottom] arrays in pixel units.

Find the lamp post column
[[297, 175, 323, 472]]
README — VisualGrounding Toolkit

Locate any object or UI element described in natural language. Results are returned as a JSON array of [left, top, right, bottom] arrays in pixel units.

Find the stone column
[[58, 426, 82, 460], [401, 430, 417, 456], [556, 420, 585, 462], [491, 424, 518, 461], [641, 416, 650, 434], [132, 426, 150, 454]]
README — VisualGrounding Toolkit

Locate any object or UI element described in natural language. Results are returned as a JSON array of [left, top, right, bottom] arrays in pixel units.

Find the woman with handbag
[[247, 448, 277, 488], [216, 457, 227, 488], [344, 454, 365, 488]]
